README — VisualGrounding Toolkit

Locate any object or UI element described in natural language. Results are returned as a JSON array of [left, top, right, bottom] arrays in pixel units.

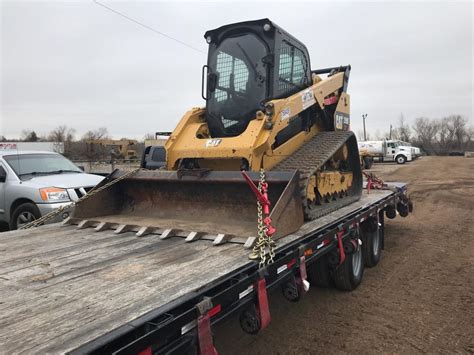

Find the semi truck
[[358, 139, 415, 164]]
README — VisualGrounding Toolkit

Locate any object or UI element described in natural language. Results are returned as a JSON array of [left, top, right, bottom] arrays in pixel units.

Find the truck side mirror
[[0, 167, 6, 183]]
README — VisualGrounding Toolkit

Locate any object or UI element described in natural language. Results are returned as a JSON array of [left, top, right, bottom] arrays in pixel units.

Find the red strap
[[138, 347, 152, 355], [256, 278, 271, 330], [197, 313, 218, 355], [337, 230, 346, 265]]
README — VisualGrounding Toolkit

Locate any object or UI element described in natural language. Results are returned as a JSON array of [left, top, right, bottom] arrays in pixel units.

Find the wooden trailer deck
[[0, 189, 394, 354]]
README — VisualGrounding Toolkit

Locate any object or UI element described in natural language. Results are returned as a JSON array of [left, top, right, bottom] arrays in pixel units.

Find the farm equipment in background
[[86, 139, 138, 160]]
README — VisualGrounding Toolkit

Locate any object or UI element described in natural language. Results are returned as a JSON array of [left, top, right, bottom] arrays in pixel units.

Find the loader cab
[[203, 19, 312, 137]]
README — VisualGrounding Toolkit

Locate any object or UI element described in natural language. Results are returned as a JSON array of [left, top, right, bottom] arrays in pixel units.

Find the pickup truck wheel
[[396, 155, 407, 164], [11, 202, 41, 230], [333, 242, 365, 291]]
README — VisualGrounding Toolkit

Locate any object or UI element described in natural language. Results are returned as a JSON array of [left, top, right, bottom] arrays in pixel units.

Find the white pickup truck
[[358, 139, 413, 164]]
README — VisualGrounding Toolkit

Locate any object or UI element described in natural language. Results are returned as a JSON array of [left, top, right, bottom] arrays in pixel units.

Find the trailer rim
[[352, 245, 363, 277]]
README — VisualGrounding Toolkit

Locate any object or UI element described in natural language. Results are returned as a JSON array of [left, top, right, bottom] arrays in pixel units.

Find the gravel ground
[[214, 156, 474, 354]]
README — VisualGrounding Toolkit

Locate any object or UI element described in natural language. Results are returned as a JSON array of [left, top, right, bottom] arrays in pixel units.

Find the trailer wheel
[[282, 275, 301, 302], [333, 242, 365, 291], [307, 255, 332, 288], [239, 304, 261, 335], [361, 218, 382, 268], [396, 155, 406, 164]]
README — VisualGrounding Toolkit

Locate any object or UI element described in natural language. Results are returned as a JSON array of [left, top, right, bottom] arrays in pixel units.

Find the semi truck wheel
[[363, 156, 373, 169], [361, 218, 382, 268], [333, 241, 365, 291], [396, 155, 407, 164], [10, 202, 41, 230]]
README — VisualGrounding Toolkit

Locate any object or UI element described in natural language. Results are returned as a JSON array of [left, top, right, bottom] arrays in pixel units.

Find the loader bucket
[[70, 169, 304, 244]]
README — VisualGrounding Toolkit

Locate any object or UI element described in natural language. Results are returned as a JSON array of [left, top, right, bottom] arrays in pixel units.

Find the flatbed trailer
[[0, 183, 411, 354]]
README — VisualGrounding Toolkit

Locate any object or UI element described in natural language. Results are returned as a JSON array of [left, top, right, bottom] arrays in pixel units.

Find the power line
[[92, 0, 205, 54]]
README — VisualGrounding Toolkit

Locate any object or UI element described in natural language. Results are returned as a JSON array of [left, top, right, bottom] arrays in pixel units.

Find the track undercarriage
[[275, 131, 362, 220]]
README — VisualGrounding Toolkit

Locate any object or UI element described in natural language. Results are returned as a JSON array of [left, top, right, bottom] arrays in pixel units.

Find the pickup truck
[[0, 150, 103, 230]]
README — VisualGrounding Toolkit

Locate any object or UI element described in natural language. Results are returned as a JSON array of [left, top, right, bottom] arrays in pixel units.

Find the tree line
[[2, 116, 472, 157], [358, 115, 473, 155]]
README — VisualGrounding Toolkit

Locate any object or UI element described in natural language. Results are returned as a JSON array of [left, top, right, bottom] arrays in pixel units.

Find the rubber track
[[273, 131, 362, 220]]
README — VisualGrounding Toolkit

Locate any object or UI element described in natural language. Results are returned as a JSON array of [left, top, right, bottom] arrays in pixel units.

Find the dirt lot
[[215, 156, 473, 354]]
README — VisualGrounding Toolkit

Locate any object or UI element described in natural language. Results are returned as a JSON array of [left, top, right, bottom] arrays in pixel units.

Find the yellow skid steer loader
[[71, 19, 362, 246]]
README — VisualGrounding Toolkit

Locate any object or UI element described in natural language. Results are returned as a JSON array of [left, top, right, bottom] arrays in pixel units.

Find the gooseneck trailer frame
[[0, 184, 411, 354]]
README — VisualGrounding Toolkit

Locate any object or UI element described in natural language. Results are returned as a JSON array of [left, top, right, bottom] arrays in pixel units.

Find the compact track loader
[[71, 19, 362, 244]]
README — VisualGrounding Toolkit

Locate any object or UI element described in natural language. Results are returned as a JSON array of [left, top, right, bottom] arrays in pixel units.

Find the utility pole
[[362, 114, 368, 141]]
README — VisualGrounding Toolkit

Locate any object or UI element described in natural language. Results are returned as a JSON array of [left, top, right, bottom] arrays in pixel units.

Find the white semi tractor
[[358, 139, 416, 164]]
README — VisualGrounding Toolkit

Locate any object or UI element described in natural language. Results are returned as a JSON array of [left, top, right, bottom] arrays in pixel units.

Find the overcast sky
[[1, 0, 473, 140]]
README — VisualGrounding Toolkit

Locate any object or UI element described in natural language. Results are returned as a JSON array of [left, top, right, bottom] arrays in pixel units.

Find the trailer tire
[[361, 219, 382, 268], [333, 243, 364, 291], [307, 255, 332, 288], [239, 304, 261, 335], [396, 155, 407, 164]]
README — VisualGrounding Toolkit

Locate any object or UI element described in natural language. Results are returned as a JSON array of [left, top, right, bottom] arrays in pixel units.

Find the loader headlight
[[39, 187, 70, 202], [263, 23, 271, 32], [206, 35, 212, 44]]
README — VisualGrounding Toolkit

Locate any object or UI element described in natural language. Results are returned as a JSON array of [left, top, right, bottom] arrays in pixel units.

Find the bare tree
[[48, 125, 75, 143], [356, 130, 371, 141], [47, 126, 76, 156], [21, 130, 38, 142], [447, 115, 468, 151], [412, 117, 440, 155], [81, 127, 110, 141], [394, 114, 411, 142], [143, 133, 155, 141]]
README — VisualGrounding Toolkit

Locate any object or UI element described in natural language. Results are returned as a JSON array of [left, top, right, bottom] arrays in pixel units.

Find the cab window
[[278, 40, 309, 96]]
